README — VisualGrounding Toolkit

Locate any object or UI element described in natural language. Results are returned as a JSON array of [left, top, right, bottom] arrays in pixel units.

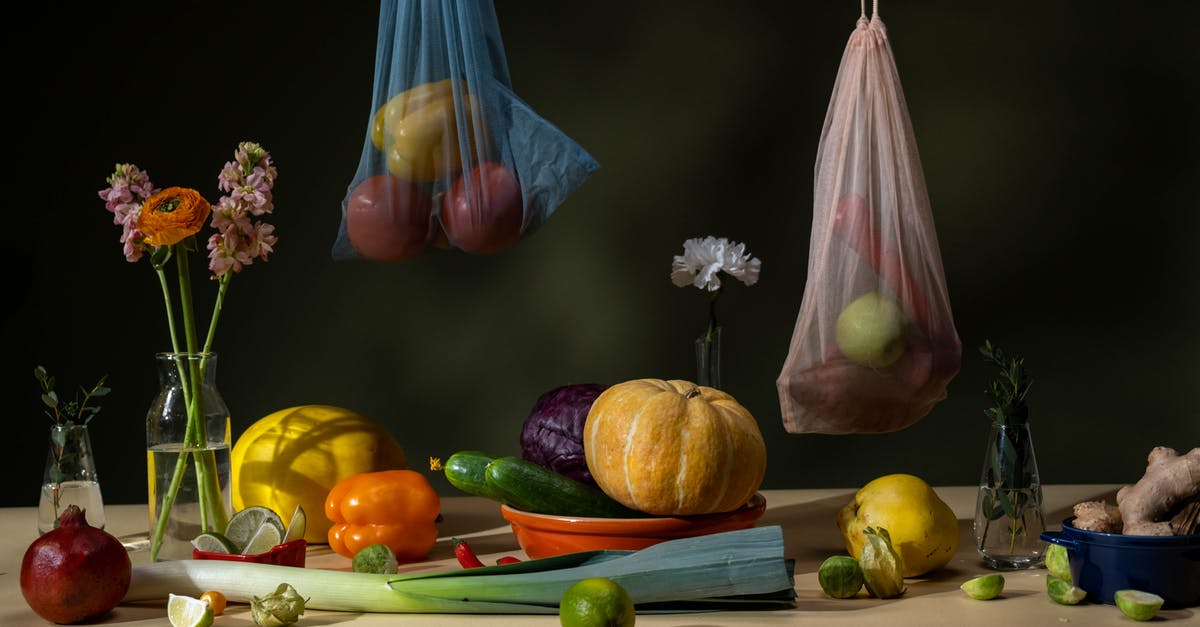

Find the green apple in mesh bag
[[836, 291, 907, 368]]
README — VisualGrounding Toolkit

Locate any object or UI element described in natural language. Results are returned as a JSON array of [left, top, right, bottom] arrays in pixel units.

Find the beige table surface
[[3, 485, 1197, 626]]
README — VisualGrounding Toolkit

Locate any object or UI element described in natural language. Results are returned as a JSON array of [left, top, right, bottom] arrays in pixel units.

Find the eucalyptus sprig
[[35, 366, 110, 428], [979, 340, 1032, 427]]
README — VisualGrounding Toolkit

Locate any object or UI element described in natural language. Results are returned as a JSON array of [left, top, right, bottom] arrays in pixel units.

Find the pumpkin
[[583, 379, 767, 516]]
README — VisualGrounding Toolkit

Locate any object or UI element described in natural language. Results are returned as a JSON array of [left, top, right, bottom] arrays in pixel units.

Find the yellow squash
[[369, 78, 479, 182], [230, 405, 407, 543], [583, 379, 767, 516]]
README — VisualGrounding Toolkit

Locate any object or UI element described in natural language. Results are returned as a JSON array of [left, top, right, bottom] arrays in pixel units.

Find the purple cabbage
[[520, 383, 608, 486]]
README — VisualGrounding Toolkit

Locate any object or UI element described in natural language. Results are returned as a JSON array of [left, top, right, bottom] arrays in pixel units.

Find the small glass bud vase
[[694, 325, 722, 389], [38, 424, 106, 533], [973, 422, 1047, 569]]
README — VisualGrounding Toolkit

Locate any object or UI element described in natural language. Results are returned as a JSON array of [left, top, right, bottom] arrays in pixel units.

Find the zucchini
[[483, 455, 646, 518], [442, 450, 506, 501]]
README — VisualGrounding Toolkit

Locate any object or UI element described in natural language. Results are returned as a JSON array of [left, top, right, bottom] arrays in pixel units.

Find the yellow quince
[[836, 473, 959, 577]]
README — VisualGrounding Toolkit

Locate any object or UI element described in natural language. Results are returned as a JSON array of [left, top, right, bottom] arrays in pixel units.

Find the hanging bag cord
[[861, 0, 879, 19]]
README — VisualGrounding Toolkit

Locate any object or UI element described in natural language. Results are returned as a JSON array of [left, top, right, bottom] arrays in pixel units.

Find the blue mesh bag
[[333, 0, 599, 261]]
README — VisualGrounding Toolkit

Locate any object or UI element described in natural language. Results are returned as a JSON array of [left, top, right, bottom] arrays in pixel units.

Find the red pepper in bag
[[325, 470, 441, 560]]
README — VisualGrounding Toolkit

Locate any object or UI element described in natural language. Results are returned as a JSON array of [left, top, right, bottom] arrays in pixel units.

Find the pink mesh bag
[[777, 3, 962, 434]]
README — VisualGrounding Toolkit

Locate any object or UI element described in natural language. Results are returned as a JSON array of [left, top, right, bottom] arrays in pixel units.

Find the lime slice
[[241, 521, 284, 555], [1044, 543, 1071, 582], [225, 506, 284, 551], [283, 504, 306, 543], [960, 573, 1005, 600], [168, 593, 214, 627], [1115, 590, 1164, 621], [191, 532, 238, 554], [1046, 575, 1087, 605]]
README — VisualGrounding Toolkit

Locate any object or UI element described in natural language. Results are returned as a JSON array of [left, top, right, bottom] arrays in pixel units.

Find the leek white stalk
[[124, 526, 795, 614]]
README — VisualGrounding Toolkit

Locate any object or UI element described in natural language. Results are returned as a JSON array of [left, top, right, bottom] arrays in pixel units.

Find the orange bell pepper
[[324, 469, 441, 560]]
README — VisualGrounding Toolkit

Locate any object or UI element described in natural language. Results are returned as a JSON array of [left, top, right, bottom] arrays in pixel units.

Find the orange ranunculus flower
[[137, 186, 211, 247]]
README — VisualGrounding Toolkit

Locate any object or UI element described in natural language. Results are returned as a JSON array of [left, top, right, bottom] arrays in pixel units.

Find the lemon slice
[[1115, 590, 1164, 621], [283, 504, 306, 543], [168, 593, 214, 627], [241, 521, 284, 555], [960, 573, 1005, 600], [225, 506, 284, 551], [191, 532, 238, 554]]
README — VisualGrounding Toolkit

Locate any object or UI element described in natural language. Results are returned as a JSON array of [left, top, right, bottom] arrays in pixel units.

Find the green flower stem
[[154, 267, 183, 356], [202, 274, 231, 355], [706, 289, 720, 343]]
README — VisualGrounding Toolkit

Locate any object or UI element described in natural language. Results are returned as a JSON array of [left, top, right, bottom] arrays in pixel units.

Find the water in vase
[[38, 480, 106, 534], [974, 486, 1047, 569], [147, 442, 232, 561]]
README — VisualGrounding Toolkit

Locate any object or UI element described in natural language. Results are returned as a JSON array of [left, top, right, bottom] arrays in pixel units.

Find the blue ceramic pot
[[1041, 517, 1200, 609]]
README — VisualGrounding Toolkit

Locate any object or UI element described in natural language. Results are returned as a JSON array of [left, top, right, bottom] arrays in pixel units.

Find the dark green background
[[7, 1, 1198, 508]]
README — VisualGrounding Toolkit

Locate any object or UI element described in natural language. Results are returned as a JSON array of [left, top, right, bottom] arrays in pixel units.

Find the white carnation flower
[[671, 236, 762, 292]]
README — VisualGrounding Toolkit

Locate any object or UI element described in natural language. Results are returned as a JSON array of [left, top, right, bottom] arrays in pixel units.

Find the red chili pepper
[[496, 556, 521, 565], [452, 537, 485, 568]]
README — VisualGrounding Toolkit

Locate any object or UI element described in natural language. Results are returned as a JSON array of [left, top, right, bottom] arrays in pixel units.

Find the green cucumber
[[483, 455, 646, 518], [442, 450, 506, 501]]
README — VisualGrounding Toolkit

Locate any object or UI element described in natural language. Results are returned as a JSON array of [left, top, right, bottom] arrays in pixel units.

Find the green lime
[[168, 593, 214, 627], [225, 505, 284, 551], [960, 573, 1005, 600], [283, 504, 306, 544], [560, 577, 636, 627], [352, 543, 398, 574], [240, 521, 284, 555], [1044, 543, 1071, 583], [818, 555, 864, 599], [1046, 575, 1087, 605], [1114, 590, 1164, 621], [191, 531, 238, 554]]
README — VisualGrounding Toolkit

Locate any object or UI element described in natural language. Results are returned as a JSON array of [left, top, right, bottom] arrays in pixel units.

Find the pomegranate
[[20, 504, 131, 624]]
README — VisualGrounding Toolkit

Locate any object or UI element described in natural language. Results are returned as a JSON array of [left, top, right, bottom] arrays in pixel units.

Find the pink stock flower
[[206, 142, 277, 278], [99, 164, 159, 262]]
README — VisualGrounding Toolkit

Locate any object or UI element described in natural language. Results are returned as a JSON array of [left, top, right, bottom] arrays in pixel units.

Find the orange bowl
[[501, 493, 767, 559], [193, 539, 307, 567]]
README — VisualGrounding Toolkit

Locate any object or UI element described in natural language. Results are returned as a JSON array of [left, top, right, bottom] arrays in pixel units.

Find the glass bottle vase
[[145, 352, 233, 561], [973, 422, 1047, 569], [694, 325, 723, 389], [38, 424, 106, 534]]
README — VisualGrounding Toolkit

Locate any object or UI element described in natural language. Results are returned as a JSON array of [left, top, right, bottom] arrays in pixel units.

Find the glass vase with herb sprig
[[973, 340, 1047, 569], [35, 366, 110, 533]]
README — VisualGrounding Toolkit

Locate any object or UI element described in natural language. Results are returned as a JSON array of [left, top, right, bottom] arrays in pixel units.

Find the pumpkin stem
[[685, 387, 702, 399]]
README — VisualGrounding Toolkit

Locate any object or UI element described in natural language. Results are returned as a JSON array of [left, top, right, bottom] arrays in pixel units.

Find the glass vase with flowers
[[98, 142, 278, 560], [670, 236, 762, 390]]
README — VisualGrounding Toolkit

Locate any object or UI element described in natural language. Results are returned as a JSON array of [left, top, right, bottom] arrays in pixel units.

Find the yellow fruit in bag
[[837, 473, 959, 577], [230, 405, 407, 543]]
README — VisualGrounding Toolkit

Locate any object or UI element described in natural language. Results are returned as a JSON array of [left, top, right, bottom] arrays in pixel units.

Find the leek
[[124, 526, 795, 614]]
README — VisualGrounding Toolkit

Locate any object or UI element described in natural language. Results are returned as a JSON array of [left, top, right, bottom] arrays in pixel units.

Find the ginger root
[[1072, 500, 1122, 533], [1115, 446, 1200, 536]]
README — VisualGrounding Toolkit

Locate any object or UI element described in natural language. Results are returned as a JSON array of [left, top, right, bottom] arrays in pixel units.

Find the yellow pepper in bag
[[370, 78, 479, 183], [324, 469, 440, 561]]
